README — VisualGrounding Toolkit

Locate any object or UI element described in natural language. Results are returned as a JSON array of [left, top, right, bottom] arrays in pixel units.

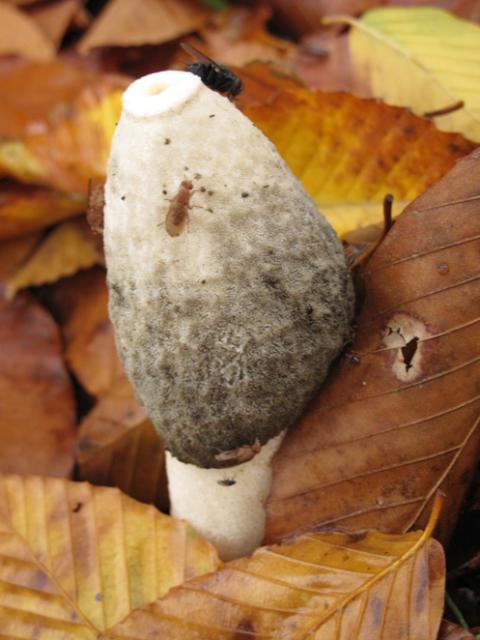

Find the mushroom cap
[[104, 71, 354, 468]]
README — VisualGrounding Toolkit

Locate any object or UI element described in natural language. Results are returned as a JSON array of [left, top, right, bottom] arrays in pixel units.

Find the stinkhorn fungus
[[104, 70, 354, 560]]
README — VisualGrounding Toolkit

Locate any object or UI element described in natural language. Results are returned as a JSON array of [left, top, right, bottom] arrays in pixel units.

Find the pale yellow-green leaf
[[341, 8, 480, 141]]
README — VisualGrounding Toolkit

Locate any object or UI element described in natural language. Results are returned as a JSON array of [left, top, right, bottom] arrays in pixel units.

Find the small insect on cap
[[104, 70, 354, 469]]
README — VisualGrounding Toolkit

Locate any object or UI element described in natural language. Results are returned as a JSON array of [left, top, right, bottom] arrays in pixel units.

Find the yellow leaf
[[239, 69, 475, 235], [0, 475, 220, 636], [5, 218, 102, 299], [341, 8, 480, 141], [0, 61, 127, 192], [107, 497, 445, 639]]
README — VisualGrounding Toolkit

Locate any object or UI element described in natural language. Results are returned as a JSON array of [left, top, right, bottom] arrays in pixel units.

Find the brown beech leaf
[[294, 32, 355, 93], [0, 474, 220, 635], [28, 0, 83, 48], [270, 0, 480, 35], [77, 0, 208, 54], [238, 66, 475, 235], [0, 60, 127, 192], [107, 498, 444, 639], [0, 233, 41, 288], [45, 267, 123, 396], [0, 181, 86, 240], [5, 217, 102, 299], [438, 620, 475, 639], [0, 294, 75, 477], [77, 376, 169, 511], [0, 3, 55, 60], [190, 5, 294, 69], [265, 148, 480, 545]]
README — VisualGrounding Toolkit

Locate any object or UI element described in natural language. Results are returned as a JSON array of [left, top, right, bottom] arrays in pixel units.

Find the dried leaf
[[5, 217, 102, 299], [77, 0, 208, 54], [0, 295, 75, 476], [238, 67, 475, 235], [0, 60, 127, 192], [77, 377, 168, 511], [28, 0, 83, 48], [0, 474, 220, 635], [438, 620, 475, 639], [265, 148, 480, 545], [191, 5, 294, 68], [342, 8, 480, 140], [45, 267, 123, 396], [0, 233, 40, 288], [0, 3, 55, 61], [0, 181, 86, 240], [108, 499, 444, 639], [295, 32, 355, 93]]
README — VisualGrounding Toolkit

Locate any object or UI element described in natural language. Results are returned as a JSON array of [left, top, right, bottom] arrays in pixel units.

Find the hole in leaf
[[401, 336, 419, 372]]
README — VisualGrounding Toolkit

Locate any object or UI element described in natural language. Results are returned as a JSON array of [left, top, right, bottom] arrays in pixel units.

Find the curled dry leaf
[[76, 376, 168, 512], [0, 474, 219, 635], [0, 3, 55, 61], [27, 0, 83, 49], [266, 148, 480, 545], [0, 60, 127, 192], [77, 0, 208, 54], [438, 620, 475, 639], [190, 5, 294, 69], [108, 498, 444, 639], [342, 8, 480, 141], [0, 233, 40, 289], [0, 295, 75, 477], [5, 217, 102, 299], [295, 32, 355, 93], [238, 65, 475, 235], [45, 267, 123, 396], [0, 180, 86, 241]]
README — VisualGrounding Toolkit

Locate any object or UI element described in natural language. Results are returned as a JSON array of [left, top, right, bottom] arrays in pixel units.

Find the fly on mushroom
[[165, 179, 194, 237], [181, 42, 243, 101]]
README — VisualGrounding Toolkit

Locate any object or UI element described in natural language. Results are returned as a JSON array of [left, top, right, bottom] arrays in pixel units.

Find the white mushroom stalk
[[104, 70, 354, 560]]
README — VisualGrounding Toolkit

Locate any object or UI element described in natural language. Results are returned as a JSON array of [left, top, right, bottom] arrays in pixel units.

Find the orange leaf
[[238, 65, 476, 235], [107, 498, 444, 639], [0, 181, 86, 240], [5, 217, 102, 299], [0, 60, 127, 192], [0, 3, 55, 61], [265, 148, 480, 545], [0, 474, 220, 635], [77, 0, 208, 54], [77, 379, 168, 511], [45, 267, 123, 397]]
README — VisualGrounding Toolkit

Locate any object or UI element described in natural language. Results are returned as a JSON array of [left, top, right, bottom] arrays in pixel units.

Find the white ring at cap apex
[[122, 70, 202, 118]]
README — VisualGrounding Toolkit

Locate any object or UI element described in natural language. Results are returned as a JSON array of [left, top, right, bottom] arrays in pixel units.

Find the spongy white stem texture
[[166, 432, 285, 560]]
